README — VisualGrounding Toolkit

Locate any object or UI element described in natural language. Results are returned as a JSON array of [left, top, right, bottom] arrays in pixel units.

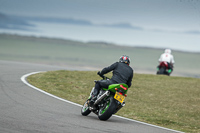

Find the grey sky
[[0, 0, 200, 52], [1, 0, 200, 30]]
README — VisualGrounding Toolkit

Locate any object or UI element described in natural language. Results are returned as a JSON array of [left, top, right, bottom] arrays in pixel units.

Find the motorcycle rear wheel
[[81, 100, 91, 116], [98, 96, 118, 121], [157, 67, 165, 74]]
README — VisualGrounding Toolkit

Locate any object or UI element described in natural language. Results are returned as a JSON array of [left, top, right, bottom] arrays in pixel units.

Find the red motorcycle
[[156, 61, 172, 76]]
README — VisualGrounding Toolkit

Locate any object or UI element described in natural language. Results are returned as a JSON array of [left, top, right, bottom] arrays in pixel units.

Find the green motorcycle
[[81, 75, 128, 121]]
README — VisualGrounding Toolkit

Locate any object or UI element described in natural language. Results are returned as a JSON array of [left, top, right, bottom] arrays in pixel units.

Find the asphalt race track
[[0, 60, 183, 133]]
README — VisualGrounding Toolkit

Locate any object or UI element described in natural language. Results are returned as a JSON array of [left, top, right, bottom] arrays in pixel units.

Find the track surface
[[0, 60, 183, 133]]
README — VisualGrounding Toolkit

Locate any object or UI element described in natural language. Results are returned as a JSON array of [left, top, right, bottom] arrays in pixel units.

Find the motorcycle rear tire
[[98, 96, 118, 121], [158, 67, 165, 74]]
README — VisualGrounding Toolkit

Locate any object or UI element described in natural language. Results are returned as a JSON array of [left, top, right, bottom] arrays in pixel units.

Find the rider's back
[[101, 62, 133, 87], [159, 53, 174, 64], [159, 49, 175, 64]]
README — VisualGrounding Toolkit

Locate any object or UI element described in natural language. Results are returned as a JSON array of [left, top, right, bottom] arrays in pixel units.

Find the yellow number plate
[[114, 92, 125, 103]]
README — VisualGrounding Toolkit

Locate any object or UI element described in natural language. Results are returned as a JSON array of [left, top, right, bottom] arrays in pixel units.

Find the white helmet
[[164, 49, 171, 54]]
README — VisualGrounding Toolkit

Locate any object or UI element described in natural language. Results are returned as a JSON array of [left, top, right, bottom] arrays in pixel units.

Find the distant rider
[[90, 55, 134, 106], [158, 49, 175, 73]]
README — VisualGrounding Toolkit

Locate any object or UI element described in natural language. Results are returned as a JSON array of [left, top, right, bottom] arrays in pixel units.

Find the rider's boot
[[89, 84, 100, 109], [89, 94, 97, 110], [89, 94, 97, 107]]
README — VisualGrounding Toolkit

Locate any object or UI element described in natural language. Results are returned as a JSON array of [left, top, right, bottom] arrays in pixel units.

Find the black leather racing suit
[[93, 62, 134, 96]]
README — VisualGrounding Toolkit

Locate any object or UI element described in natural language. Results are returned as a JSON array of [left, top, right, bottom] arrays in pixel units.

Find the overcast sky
[[0, 0, 200, 52]]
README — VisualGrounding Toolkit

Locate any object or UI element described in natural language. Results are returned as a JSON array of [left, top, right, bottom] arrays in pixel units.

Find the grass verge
[[27, 70, 200, 133]]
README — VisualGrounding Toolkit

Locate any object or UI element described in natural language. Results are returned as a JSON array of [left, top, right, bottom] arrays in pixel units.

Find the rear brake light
[[120, 85, 127, 90]]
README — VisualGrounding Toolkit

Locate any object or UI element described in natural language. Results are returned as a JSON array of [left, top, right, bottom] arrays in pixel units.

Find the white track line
[[21, 71, 184, 133]]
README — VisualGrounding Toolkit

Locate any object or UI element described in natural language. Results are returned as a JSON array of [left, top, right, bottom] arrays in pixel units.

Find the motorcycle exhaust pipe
[[94, 91, 110, 105]]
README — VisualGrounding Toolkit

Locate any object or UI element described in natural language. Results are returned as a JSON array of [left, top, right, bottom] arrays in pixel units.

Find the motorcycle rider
[[158, 49, 175, 73], [90, 55, 134, 106]]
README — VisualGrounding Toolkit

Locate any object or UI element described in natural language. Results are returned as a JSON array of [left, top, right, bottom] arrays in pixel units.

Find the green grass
[[27, 70, 200, 133], [0, 33, 200, 78]]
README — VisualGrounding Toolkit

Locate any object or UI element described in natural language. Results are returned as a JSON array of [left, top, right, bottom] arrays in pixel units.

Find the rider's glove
[[97, 71, 102, 76]]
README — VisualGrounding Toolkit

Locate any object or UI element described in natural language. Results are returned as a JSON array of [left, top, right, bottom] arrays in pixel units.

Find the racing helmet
[[165, 49, 171, 54], [119, 55, 130, 65]]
